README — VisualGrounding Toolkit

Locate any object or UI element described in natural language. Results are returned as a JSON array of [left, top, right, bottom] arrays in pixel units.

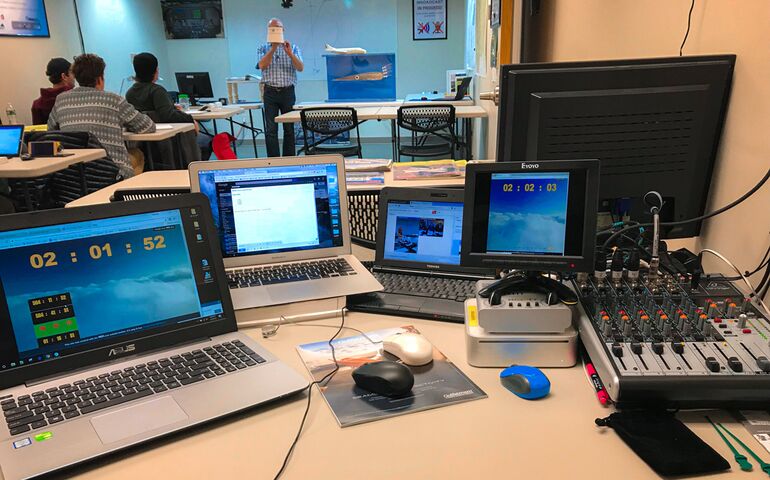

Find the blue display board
[[0, 0, 49, 37], [325, 54, 396, 102]]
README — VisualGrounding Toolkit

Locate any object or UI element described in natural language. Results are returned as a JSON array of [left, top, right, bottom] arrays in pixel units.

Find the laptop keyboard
[[2, 340, 265, 436], [371, 270, 477, 302], [227, 258, 356, 288]]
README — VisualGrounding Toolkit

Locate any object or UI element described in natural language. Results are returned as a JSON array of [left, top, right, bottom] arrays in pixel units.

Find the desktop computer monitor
[[495, 55, 736, 238], [175, 72, 214, 104], [461, 159, 600, 273], [0, 125, 23, 158]]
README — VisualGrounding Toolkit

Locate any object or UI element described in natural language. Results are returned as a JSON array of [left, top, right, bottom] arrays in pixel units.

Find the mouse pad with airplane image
[[296, 325, 486, 427]]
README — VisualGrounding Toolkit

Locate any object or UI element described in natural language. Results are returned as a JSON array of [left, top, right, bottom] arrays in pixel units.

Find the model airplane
[[324, 44, 367, 55]]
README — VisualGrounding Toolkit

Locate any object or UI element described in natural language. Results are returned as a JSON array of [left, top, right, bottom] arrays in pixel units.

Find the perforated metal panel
[[347, 190, 379, 244], [110, 188, 190, 202]]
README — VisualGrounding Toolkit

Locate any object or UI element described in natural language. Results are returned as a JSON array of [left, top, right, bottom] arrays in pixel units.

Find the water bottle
[[178, 95, 190, 111], [5, 104, 17, 125]]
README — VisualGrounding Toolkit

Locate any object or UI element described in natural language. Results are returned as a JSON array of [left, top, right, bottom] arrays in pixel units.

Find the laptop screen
[[382, 200, 464, 265], [0, 125, 23, 157], [197, 163, 344, 258], [0, 208, 225, 372]]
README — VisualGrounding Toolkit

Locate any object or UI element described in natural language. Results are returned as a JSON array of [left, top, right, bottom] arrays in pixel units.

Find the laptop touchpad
[[90, 396, 188, 444]]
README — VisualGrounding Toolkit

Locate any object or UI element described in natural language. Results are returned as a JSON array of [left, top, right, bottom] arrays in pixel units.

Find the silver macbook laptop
[[0, 194, 307, 479], [188, 156, 382, 310]]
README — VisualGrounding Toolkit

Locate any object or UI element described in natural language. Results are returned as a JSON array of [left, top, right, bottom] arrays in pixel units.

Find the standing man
[[256, 18, 304, 157]]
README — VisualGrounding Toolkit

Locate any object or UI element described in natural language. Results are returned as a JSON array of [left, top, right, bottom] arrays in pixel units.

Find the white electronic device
[[383, 333, 434, 366], [267, 26, 284, 44], [474, 280, 574, 334]]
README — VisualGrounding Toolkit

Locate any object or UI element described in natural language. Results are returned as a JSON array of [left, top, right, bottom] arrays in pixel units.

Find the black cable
[[273, 308, 347, 480], [679, 0, 695, 56], [724, 242, 770, 280], [602, 167, 770, 252]]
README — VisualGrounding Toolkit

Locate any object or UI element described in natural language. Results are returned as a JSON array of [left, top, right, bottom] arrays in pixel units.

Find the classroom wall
[[0, 1, 82, 125], [76, 0, 173, 96], [530, 0, 770, 295]]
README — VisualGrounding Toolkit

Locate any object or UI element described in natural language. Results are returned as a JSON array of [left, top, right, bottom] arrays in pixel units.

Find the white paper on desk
[[155, 124, 174, 130], [737, 410, 770, 454]]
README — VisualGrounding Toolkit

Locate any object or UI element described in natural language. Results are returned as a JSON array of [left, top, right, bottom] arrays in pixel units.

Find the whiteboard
[[225, 0, 398, 82]]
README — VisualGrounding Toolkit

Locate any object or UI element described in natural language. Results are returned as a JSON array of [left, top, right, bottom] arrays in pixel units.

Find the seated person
[[126, 52, 205, 162], [31, 57, 75, 125], [48, 53, 155, 179]]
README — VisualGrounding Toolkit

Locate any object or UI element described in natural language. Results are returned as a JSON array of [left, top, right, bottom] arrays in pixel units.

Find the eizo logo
[[109, 344, 136, 357], [521, 163, 540, 169]]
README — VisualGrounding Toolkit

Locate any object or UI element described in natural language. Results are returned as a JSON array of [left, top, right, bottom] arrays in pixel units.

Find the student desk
[[186, 108, 245, 156], [61, 170, 759, 479], [223, 103, 263, 158], [274, 104, 488, 161], [0, 148, 107, 211], [66, 168, 466, 208], [124, 123, 195, 170]]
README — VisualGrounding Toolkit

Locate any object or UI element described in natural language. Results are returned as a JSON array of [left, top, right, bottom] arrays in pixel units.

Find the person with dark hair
[[30, 58, 74, 125], [48, 53, 155, 178], [125, 52, 204, 163]]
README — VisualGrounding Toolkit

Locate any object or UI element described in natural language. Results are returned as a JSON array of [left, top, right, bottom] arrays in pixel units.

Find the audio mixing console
[[575, 256, 770, 408]]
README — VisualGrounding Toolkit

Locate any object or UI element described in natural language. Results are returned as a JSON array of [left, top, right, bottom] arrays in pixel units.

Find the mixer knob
[[738, 314, 748, 329], [726, 302, 737, 317], [630, 342, 642, 354], [727, 357, 743, 372], [705, 357, 721, 373], [652, 342, 664, 355], [707, 303, 719, 318], [611, 343, 623, 358], [756, 356, 770, 373], [682, 322, 692, 335], [671, 342, 685, 354], [662, 323, 672, 336], [702, 322, 712, 335]]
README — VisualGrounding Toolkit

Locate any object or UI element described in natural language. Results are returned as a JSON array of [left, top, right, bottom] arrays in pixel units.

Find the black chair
[[396, 105, 458, 162], [15, 131, 121, 209], [300, 107, 362, 158]]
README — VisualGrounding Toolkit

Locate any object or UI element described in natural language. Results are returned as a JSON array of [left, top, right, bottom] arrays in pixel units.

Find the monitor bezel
[[0, 125, 24, 157], [461, 159, 600, 273], [0, 193, 236, 389], [188, 155, 351, 268], [375, 187, 494, 276]]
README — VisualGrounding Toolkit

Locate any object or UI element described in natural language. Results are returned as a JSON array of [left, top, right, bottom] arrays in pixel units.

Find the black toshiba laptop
[[347, 187, 495, 323]]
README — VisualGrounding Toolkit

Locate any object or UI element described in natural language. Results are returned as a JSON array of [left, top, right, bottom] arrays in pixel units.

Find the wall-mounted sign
[[413, 0, 447, 41]]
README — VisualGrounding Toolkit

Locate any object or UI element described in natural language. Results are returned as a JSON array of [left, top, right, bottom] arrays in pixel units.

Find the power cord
[[679, 0, 695, 56], [272, 308, 348, 480], [699, 249, 770, 316], [602, 167, 770, 252]]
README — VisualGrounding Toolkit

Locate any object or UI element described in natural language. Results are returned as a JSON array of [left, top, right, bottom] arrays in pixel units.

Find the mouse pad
[[91, 396, 188, 444]]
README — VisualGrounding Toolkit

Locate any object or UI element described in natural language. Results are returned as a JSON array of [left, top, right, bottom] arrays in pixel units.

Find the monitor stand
[[477, 271, 578, 306]]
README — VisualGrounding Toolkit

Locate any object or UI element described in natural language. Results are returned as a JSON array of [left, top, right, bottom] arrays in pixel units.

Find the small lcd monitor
[[496, 55, 735, 238], [461, 159, 600, 273], [175, 72, 214, 104], [0, 125, 24, 158]]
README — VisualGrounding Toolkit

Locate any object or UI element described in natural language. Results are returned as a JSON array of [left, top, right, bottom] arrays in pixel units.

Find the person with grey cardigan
[[48, 53, 155, 178]]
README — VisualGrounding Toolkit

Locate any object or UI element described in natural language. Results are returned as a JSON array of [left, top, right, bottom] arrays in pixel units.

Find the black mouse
[[352, 361, 414, 397]]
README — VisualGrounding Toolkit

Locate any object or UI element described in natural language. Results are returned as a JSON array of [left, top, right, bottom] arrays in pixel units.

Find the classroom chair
[[396, 104, 457, 162], [299, 107, 363, 158]]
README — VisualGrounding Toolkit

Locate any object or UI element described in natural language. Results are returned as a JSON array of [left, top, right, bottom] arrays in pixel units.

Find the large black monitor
[[461, 159, 600, 273], [175, 72, 214, 104], [496, 55, 736, 238]]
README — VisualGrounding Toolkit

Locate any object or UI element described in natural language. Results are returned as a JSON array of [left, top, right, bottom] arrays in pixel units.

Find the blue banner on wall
[[325, 54, 396, 102]]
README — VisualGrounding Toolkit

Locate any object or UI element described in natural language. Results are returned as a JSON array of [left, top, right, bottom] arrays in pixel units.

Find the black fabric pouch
[[595, 410, 730, 476]]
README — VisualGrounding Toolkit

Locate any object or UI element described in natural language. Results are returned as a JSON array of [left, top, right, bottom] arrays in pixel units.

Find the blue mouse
[[500, 365, 550, 399]]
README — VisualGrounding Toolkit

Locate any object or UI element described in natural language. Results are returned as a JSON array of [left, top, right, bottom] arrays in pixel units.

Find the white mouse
[[382, 332, 434, 366]]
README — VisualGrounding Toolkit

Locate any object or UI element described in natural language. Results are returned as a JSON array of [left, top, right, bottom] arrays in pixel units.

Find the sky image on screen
[[383, 201, 463, 265], [487, 172, 570, 255], [0, 211, 201, 356]]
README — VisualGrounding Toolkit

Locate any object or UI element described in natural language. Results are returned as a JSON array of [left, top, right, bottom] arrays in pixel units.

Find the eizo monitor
[[175, 72, 214, 105], [461, 159, 600, 273], [496, 55, 735, 238]]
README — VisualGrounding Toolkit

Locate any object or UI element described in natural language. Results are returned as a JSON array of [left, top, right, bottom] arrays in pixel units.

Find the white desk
[[124, 123, 196, 170], [66, 168, 466, 208], [0, 149, 107, 211], [223, 103, 263, 158]]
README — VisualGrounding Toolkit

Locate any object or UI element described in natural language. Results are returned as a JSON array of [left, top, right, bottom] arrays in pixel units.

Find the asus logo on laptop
[[521, 163, 540, 169], [108, 344, 136, 357]]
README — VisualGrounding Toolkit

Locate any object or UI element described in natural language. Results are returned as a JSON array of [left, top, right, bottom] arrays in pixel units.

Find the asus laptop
[[188, 156, 382, 310], [0, 194, 307, 479], [347, 188, 494, 323]]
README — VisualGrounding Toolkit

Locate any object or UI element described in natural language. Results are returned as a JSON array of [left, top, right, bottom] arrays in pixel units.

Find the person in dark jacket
[[125, 52, 206, 164], [31, 58, 75, 125]]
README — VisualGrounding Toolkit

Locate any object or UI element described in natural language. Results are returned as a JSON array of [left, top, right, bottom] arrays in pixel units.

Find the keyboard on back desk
[[226, 258, 356, 289], [372, 271, 477, 302], [2, 340, 266, 437]]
